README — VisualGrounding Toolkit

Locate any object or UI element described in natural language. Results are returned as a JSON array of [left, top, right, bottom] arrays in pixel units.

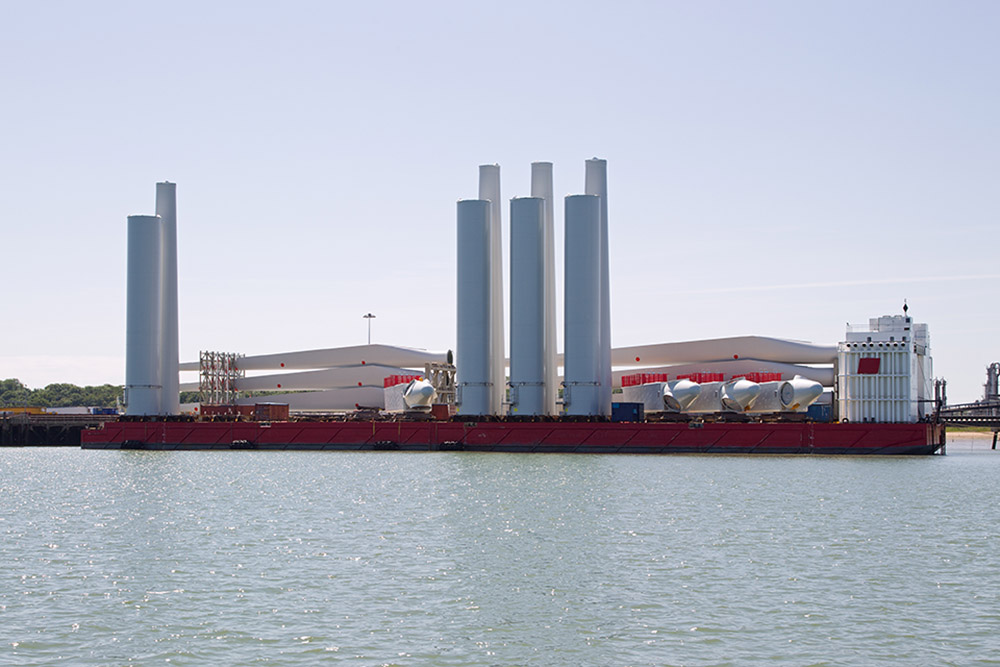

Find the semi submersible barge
[[81, 419, 946, 455]]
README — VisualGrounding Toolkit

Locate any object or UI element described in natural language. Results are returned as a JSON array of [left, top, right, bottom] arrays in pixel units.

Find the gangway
[[937, 401, 1000, 449]]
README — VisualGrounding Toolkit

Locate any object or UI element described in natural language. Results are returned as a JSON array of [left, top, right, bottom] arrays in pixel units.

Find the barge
[[81, 419, 946, 455]]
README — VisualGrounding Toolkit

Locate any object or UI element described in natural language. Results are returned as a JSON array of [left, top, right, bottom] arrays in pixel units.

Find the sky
[[1, 1, 997, 403]]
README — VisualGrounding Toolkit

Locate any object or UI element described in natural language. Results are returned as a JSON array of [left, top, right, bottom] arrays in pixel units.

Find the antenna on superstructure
[[902, 300, 908, 316]]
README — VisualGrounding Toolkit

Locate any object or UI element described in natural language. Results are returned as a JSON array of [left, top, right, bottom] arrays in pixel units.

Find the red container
[[622, 372, 669, 387], [255, 403, 290, 421], [677, 372, 724, 384], [743, 372, 782, 383], [384, 374, 421, 388]]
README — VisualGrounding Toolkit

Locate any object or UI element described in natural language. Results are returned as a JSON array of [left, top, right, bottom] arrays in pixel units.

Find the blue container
[[807, 403, 832, 422], [611, 402, 645, 423]]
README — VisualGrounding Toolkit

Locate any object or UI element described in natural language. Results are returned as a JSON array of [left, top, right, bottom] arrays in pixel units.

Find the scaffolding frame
[[199, 351, 245, 405], [425, 362, 456, 406]]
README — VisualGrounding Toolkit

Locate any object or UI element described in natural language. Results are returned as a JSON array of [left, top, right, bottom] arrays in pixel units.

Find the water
[[2, 437, 998, 666]]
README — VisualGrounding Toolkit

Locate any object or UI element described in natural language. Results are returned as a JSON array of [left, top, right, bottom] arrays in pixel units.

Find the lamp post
[[363, 313, 376, 345]]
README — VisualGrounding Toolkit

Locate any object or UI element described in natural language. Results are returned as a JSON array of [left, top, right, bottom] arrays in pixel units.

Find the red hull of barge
[[81, 420, 945, 455]]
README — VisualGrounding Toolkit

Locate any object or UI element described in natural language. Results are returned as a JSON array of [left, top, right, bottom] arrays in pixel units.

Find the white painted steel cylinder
[[456, 199, 493, 415], [125, 214, 162, 415], [664, 379, 701, 411], [584, 158, 611, 416], [156, 182, 180, 415], [509, 197, 545, 415], [478, 164, 505, 416], [531, 161, 557, 416], [563, 195, 602, 416]]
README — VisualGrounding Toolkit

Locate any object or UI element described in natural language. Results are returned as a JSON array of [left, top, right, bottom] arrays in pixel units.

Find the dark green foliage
[[0, 379, 32, 407], [0, 378, 123, 408], [179, 391, 200, 404], [0, 381, 303, 408]]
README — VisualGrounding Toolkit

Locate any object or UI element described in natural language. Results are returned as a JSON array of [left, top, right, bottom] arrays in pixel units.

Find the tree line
[[0, 379, 202, 408]]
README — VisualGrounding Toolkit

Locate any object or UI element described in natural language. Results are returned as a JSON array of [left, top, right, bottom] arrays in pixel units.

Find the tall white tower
[[125, 214, 163, 415], [456, 199, 494, 415], [584, 158, 611, 416], [530, 162, 557, 416], [563, 194, 603, 416], [156, 182, 180, 415], [509, 197, 546, 415], [478, 164, 505, 415]]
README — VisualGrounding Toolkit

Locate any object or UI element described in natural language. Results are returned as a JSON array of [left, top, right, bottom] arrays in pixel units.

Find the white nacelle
[[779, 375, 824, 411], [663, 380, 701, 411], [720, 379, 761, 412], [403, 379, 437, 409]]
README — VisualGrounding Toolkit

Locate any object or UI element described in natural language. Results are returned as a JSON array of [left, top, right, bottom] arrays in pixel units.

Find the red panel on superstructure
[[857, 358, 881, 374]]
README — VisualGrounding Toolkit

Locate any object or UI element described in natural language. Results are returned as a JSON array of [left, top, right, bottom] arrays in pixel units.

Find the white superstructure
[[837, 314, 933, 423]]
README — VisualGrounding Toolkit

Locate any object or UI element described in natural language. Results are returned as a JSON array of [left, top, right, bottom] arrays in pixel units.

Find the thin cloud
[[667, 275, 1000, 296]]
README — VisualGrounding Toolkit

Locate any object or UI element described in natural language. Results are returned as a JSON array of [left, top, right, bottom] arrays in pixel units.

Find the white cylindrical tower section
[[456, 200, 493, 415], [531, 161, 557, 416], [563, 195, 602, 416], [125, 214, 163, 416], [478, 164, 505, 416], [584, 158, 611, 416], [156, 182, 180, 415], [509, 197, 545, 416]]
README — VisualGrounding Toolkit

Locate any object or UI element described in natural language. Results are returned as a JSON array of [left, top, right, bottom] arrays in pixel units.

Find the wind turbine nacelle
[[403, 379, 437, 409], [720, 379, 761, 412], [779, 375, 824, 411], [663, 379, 701, 411]]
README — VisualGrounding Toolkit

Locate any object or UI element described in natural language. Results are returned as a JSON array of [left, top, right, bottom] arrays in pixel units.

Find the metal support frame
[[199, 351, 245, 405], [425, 362, 456, 406]]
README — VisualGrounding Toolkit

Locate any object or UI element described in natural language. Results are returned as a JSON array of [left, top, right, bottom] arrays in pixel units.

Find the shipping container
[[611, 402, 645, 423], [254, 403, 289, 421]]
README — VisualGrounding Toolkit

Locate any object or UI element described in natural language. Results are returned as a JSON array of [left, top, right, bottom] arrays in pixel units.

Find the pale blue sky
[[1, 1, 997, 402]]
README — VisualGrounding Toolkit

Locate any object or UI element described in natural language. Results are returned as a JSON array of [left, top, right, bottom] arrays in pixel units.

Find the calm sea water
[[2, 437, 999, 666]]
